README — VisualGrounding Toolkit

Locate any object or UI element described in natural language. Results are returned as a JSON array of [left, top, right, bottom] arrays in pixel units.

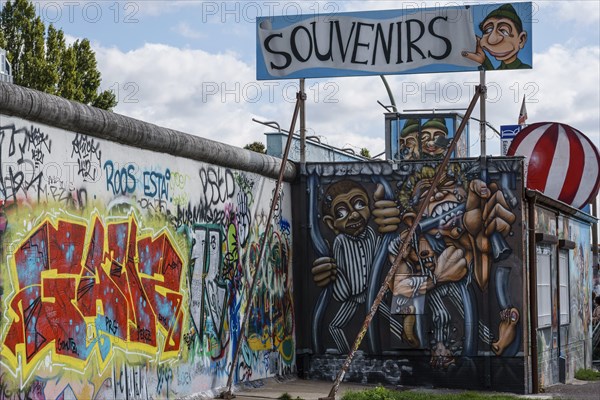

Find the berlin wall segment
[[294, 159, 527, 393], [0, 111, 295, 399]]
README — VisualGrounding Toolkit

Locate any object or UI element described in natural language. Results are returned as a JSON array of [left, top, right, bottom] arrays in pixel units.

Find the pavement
[[195, 376, 600, 400], [540, 378, 600, 400]]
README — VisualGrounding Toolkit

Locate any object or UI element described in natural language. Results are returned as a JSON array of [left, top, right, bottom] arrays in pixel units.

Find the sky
[[10, 0, 600, 158]]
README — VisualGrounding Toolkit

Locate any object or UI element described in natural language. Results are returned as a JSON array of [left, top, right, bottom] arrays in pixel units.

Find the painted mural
[[300, 159, 525, 391], [535, 210, 592, 388], [0, 117, 295, 399], [389, 115, 468, 161]]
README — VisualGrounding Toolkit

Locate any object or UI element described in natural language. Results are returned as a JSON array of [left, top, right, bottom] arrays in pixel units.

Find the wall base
[[307, 352, 527, 394]]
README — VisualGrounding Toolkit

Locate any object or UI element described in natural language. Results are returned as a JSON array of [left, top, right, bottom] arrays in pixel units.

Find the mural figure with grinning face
[[389, 164, 520, 367], [309, 160, 522, 369], [311, 180, 403, 354], [397, 118, 450, 162]]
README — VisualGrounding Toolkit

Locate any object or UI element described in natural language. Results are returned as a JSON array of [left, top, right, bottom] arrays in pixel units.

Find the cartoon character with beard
[[389, 165, 519, 368]]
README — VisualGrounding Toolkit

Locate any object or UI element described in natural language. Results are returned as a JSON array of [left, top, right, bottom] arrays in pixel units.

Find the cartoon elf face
[[480, 17, 526, 64], [398, 132, 420, 160], [325, 188, 371, 237], [420, 127, 447, 157]]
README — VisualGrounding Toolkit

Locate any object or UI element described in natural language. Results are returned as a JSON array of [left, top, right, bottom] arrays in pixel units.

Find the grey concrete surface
[[0, 81, 296, 181], [541, 378, 600, 400], [189, 376, 600, 400]]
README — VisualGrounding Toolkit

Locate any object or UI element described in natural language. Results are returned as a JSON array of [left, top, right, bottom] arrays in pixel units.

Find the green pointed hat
[[480, 4, 523, 33], [401, 119, 420, 137], [421, 118, 448, 133]]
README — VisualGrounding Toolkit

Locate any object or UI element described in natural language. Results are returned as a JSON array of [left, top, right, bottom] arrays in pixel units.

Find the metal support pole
[[379, 75, 398, 113], [219, 91, 305, 399], [300, 78, 306, 165], [479, 69, 487, 156], [592, 199, 598, 272], [320, 89, 481, 400]]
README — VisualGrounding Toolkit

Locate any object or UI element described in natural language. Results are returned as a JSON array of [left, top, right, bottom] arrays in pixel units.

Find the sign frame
[[256, 2, 533, 80]]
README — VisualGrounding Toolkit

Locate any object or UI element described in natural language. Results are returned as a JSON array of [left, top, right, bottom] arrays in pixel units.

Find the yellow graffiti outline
[[0, 210, 187, 388]]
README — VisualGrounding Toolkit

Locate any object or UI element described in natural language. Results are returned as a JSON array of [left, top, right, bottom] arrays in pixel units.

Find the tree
[[0, 0, 116, 110], [360, 148, 371, 158], [45, 24, 65, 92], [244, 141, 266, 154]]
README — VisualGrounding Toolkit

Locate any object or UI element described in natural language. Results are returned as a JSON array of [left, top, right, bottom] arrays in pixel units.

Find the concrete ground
[[224, 379, 375, 399], [541, 378, 600, 400], [198, 376, 600, 400]]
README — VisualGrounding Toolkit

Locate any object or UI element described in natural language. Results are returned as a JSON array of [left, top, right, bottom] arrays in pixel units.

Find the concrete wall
[[294, 158, 527, 393], [534, 206, 593, 387], [0, 83, 296, 399]]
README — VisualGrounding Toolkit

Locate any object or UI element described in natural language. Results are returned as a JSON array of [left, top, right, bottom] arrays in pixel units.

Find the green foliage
[[342, 386, 402, 400], [360, 147, 371, 158], [341, 386, 522, 400], [244, 141, 266, 154], [45, 24, 65, 92], [574, 368, 600, 381], [92, 89, 118, 111], [0, 0, 117, 110], [0, 22, 5, 48], [277, 393, 303, 400]]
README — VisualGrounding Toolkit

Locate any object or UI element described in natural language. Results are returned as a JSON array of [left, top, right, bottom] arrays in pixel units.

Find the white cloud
[[95, 43, 268, 148], [63, 33, 79, 47], [531, 45, 600, 144], [94, 37, 599, 158], [547, 1, 600, 26], [172, 22, 205, 40]]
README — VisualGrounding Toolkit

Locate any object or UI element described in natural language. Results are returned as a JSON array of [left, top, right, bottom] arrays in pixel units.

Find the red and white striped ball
[[507, 122, 600, 209]]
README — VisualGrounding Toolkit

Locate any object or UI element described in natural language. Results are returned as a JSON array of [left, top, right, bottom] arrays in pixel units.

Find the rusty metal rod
[[323, 88, 482, 400], [220, 91, 304, 399]]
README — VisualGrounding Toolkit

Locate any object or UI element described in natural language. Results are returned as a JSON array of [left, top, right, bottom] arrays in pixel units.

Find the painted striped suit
[[329, 227, 403, 353]]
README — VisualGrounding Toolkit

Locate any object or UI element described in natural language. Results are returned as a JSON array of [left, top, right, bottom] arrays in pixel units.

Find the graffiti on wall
[[0, 118, 295, 399], [306, 159, 523, 387], [2, 213, 184, 385], [0, 124, 51, 205], [536, 214, 592, 388], [188, 223, 228, 360]]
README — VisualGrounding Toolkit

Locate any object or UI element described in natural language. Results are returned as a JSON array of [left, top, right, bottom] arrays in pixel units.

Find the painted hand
[[392, 269, 430, 297], [311, 256, 337, 287], [372, 183, 400, 233], [430, 341, 455, 369], [464, 180, 516, 253], [464, 179, 516, 289], [434, 246, 467, 284], [461, 36, 486, 64], [492, 307, 520, 355]]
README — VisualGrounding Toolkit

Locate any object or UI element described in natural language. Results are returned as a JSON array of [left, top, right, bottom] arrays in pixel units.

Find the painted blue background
[[256, 2, 533, 80]]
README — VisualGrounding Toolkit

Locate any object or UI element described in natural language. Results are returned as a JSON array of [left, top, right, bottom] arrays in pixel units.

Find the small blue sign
[[500, 125, 521, 139]]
